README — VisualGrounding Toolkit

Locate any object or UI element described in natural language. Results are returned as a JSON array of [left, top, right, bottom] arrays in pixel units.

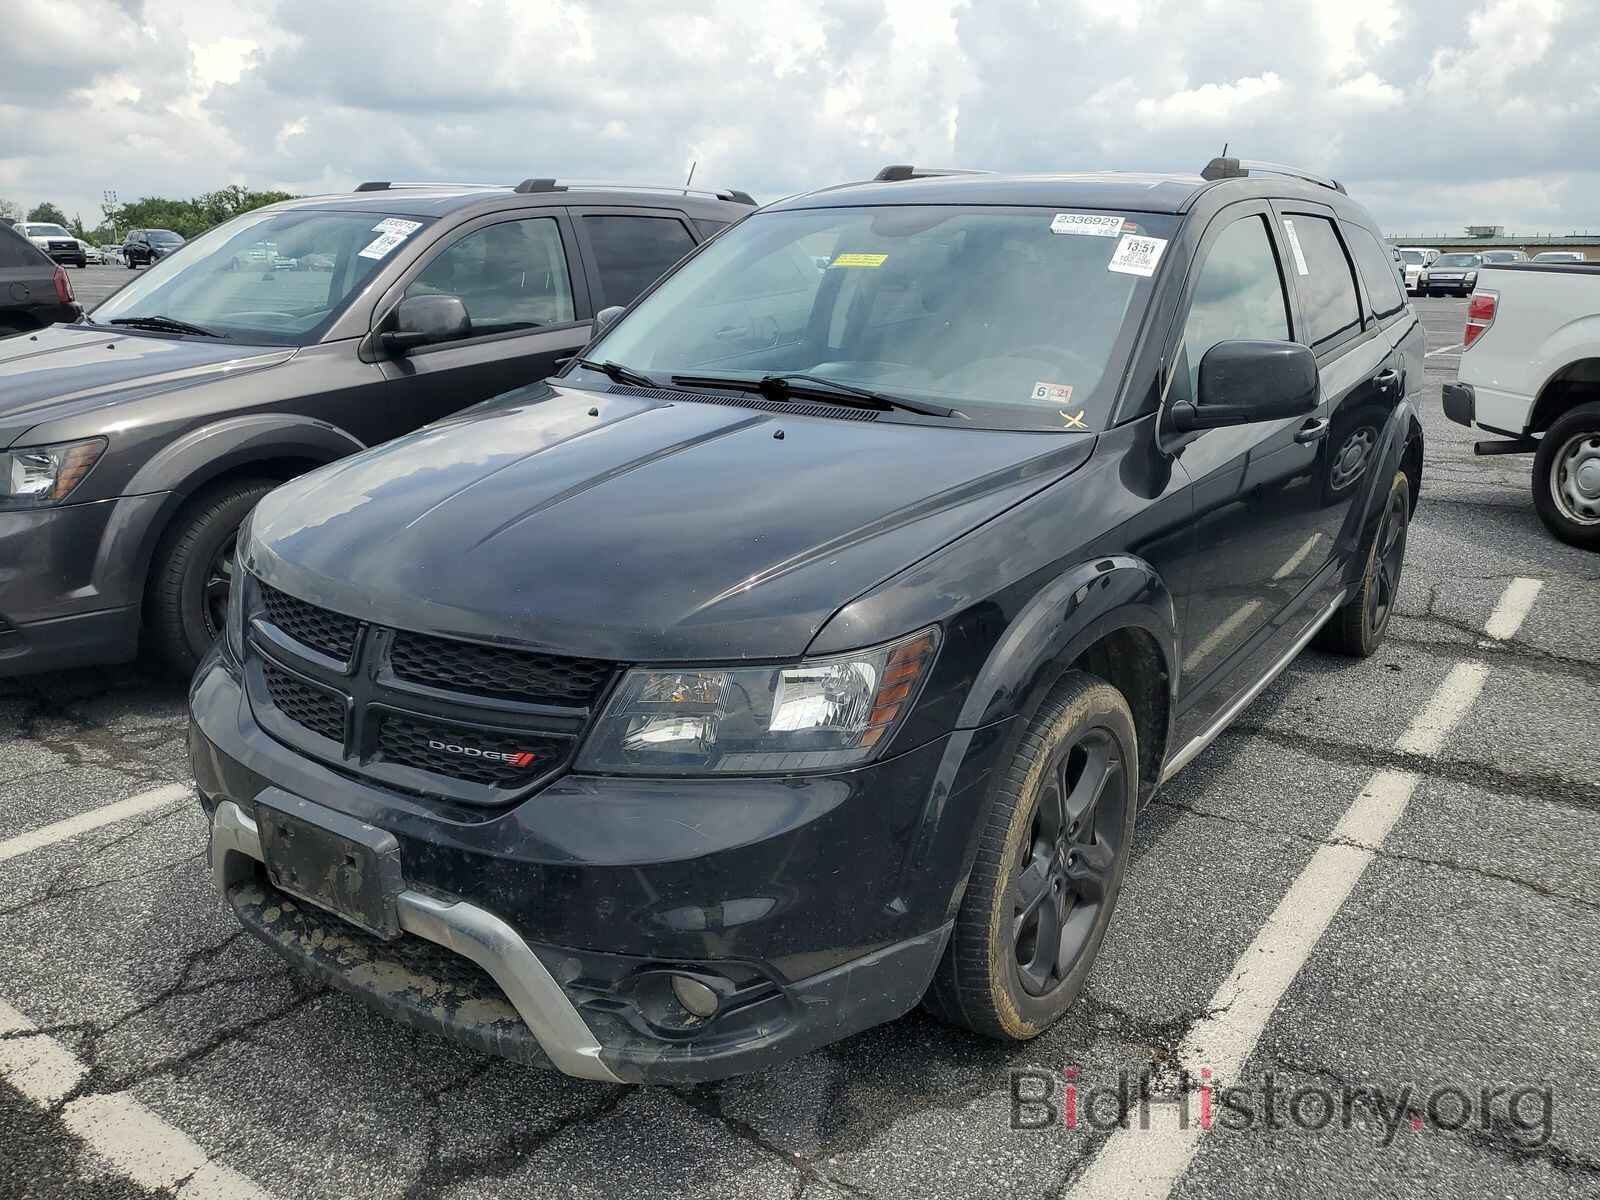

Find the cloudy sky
[[3, 0, 1596, 237]]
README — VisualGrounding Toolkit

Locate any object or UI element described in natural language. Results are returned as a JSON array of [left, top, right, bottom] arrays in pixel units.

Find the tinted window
[[693, 218, 731, 239], [0, 224, 45, 269], [1346, 225, 1407, 318], [1281, 215, 1360, 351], [406, 217, 575, 336], [1181, 214, 1291, 399], [584, 216, 696, 307]]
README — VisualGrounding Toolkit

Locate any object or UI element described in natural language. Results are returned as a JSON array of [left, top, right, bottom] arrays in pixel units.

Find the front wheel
[[1316, 468, 1411, 656], [146, 479, 276, 677], [1532, 401, 1600, 550], [924, 672, 1138, 1040]]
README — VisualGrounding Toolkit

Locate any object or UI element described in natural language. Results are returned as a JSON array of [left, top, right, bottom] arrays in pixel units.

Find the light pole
[[102, 189, 118, 243]]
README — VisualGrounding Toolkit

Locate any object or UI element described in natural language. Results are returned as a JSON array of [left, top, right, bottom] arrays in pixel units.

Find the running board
[[1159, 591, 1346, 784]]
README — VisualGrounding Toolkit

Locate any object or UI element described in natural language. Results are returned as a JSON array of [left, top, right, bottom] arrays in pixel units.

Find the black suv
[[122, 228, 187, 267], [192, 159, 1424, 1084], [0, 180, 751, 678], [0, 222, 81, 335]]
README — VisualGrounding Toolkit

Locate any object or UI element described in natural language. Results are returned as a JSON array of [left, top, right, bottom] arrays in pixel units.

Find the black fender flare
[[113, 414, 365, 610], [1340, 399, 1423, 595]]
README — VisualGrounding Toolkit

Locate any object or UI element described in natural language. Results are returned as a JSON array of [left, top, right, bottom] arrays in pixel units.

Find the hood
[[0, 323, 293, 446], [249, 383, 1096, 661]]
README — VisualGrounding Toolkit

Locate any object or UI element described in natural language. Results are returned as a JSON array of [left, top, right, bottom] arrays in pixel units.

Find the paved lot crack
[[0, 849, 204, 919], [1222, 726, 1600, 815], [1150, 798, 1600, 913]]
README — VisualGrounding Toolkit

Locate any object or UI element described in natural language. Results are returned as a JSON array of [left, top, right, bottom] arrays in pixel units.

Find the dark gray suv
[[0, 179, 752, 677]]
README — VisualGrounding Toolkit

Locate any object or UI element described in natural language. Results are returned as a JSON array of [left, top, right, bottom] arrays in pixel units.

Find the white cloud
[[0, 0, 1596, 234]]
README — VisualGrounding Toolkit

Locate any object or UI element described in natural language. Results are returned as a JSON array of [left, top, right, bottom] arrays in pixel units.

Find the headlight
[[0, 438, 106, 508], [577, 628, 939, 775], [1465, 271, 1478, 284]]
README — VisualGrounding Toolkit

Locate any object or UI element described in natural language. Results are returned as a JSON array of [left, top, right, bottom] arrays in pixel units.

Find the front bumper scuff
[[209, 800, 622, 1083]]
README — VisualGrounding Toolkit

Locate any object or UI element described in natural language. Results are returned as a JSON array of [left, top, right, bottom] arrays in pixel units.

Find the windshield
[[26, 224, 70, 238], [1434, 254, 1480, 268], [92, 209, 432, 345], [1399, 250, 1425, 265], [578, 205, 1181, 432], [1481, 251, 1519, 263], [1534, 252, 1582, 262]]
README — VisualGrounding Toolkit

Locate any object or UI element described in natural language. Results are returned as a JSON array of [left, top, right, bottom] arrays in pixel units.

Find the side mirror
[[383, 294, 470, 354], [1169, 339, 1319, 433], [594, 305, 625, 332]]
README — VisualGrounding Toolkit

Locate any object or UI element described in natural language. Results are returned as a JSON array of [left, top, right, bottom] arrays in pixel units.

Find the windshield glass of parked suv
[[1399, 250, 1425, 264], [26, 224, 70, 238], [92, 209, 430, 345], [577, 205, 1182, 432], [1434, 254, 1480, 268]]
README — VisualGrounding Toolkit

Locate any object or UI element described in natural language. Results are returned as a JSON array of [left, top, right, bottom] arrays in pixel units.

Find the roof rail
[[514, 179, 756, 204], [1200, 157, 1347, 195], [873, 164, 990, 182], [354, 180, 508, 192]]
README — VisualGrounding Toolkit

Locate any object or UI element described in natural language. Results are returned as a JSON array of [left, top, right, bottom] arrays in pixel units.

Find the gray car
[[0, 179, 752, 677]]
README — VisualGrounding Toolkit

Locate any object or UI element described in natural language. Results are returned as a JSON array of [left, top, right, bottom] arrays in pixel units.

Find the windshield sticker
[[1030, 381, 1075, 405], [1282, 218, 1311, 275], [1107, 234, 1168, 277], [358, 231, 409, 260], [1050, 213, 1125, 238], [372, 217, 423, 237], [830, 252, 888, 269], [1059, 409, 1089, 430]]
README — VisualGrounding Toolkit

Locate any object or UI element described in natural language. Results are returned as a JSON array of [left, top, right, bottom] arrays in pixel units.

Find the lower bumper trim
[[1442, 381, 1476, 429], [209, 800, 622, 1083]]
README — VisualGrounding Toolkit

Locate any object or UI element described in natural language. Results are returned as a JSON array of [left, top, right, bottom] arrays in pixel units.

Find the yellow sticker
[[830, 252, 888, 269]]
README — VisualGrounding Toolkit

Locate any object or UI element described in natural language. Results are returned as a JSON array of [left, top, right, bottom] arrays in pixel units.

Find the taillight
[[1463, 290, 1497, 349], [52, 265, 74, 305]]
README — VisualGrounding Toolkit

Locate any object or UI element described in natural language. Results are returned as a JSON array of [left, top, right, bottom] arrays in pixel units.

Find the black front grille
[[261, 662, 346, 743], [375, 712, 572, 788], [390, 632, 611, 706], [260, 585, 360, 662]]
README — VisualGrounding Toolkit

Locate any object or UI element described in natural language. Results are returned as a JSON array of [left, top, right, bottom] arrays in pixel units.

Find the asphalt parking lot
[[68, 263, 141, 311], [3, 295, 1597, 1199]]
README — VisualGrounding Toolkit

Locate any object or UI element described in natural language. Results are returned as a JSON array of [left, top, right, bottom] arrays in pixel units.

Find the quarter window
[[1345, 225, 1407, 319], [584, 215, 697, 307], [405, 218, 574, 336], [1282, 214, 1361, 351], [1180, 215, 1291, 399]]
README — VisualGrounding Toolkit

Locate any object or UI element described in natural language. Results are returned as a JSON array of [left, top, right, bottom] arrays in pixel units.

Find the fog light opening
[[670, 973, 721, 1019]]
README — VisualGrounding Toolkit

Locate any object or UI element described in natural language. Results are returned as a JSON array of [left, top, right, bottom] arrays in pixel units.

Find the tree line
[[0, 185, 295, 244]]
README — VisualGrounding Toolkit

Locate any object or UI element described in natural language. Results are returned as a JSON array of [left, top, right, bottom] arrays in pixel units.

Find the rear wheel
[[1532, 401, 1600, 551], [924, 672, 1137, 1040], [146, 479, 276, 677], [1316, 468, 1410, 656]]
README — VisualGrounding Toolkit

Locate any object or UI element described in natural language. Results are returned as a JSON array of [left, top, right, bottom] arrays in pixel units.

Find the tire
[[145, 479, 276, 677], [924, 671, 1138, 1041], [1532, 401, 1600, 550], [1316, 468, 1411, 656]]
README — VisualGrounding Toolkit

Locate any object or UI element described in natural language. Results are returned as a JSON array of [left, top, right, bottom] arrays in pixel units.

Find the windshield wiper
[[670, 371, 963, 419], [108, 315, 225, 339], [574, 358, 658, 388]]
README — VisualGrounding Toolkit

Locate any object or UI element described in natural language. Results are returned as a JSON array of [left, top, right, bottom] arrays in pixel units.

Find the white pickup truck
[[1445, 262, 1600, 549]]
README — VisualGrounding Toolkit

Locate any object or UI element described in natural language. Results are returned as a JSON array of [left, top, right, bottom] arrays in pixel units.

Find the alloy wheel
[[202, 532, 237, 639], [1011, 727, 1129, 996], [1366, 485, 1408, 635]]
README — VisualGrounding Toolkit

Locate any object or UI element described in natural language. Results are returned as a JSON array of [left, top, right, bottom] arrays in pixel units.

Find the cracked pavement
[[2, 297, 1598, 1198]]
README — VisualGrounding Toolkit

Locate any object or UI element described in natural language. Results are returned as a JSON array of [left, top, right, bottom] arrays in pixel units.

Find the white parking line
[[1070, 577, 1512, 1198], [1483, 576, 1544, 641], [0, 998, 276, 1199], [1424, 343, 1462, 358], [0, 783, 191, 865]]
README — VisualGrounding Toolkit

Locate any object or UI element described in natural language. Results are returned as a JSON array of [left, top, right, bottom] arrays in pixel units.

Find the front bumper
[[0, 493, 166, 675], [191, 647, 1002, 1082]]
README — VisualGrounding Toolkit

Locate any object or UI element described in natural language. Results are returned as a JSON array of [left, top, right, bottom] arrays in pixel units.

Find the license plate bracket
[[254, 788, 405, 940]]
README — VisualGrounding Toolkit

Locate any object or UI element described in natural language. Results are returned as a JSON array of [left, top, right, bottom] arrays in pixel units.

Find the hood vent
[[604, 384, 880, 422]]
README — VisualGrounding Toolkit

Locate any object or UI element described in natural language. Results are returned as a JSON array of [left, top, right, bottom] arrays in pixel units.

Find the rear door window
[[1280, 214, 1362, 353], [0, 225, 44, 269], [1344, 225, 1407, 320], [583, 215, 697, 307]]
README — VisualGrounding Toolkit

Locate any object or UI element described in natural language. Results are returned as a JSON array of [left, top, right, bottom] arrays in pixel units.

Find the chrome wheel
[[1012, 728, 1128, 997], [1550, 432, 1600, 526]]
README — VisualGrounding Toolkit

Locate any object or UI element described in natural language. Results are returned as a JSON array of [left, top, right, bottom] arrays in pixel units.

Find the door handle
[[1295, 417, 1331, 443]]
